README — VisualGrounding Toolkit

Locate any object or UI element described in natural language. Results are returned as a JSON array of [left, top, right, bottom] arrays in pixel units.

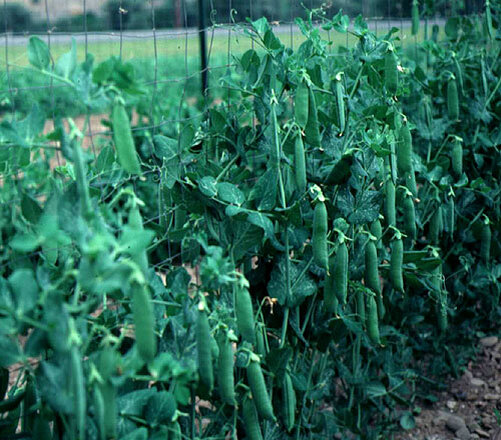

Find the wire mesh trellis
[[0, 0, 488, 210]]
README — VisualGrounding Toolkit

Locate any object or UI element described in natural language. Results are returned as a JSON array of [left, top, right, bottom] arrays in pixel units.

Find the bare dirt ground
[[396, 336, 501, 440]]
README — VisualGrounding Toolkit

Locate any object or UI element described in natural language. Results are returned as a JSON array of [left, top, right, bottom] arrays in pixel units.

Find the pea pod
[[480, 220, 491, 263], [324, 256, 338, 315], [131, 283, 157, 363], [304, 85, 322, 148], [447, 79, 459, 121], [294, 80, 309, 128], [111, 101, 141, 175], [370, 220, 382, 249], [70, 346, 86, 440], [367, 294, 381, 345], [485, 0, 494, 40], [397, 125, 413, 175], [196, 307, 214, 394], [217, 332, 236, 406], [313, 201, 329, 271], [403, 195, 417, 242], [384, 50, 398, 95], [335, 74, 346, 133], [334, 242, 348, 305], [23, 377, 36, 432], [445, 196, 455, 237], [451, 138, 463, 178], [406, 170, 417, 198], [294, 135, 307, 193], [282, 371, 296, 432], [242, 396, 264, 440], [429, 206, 442, 244], [411, 0, 420, 36], [438, 301, 448, 333], [93, 385, 106, 440], [235, 285, 256, 344], [364, 240, 380, 295], [385, 179, 396, 227], [390, 237, 404, 292], [247, 359, 275, 421], [129, 206, 149, 274]]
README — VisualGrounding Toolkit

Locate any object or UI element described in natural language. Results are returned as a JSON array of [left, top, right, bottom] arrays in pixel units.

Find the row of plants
[[0, 2, 500, 439]]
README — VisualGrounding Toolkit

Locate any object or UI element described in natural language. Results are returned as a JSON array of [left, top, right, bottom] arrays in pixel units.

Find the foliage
[[0, 4, 500, 440]]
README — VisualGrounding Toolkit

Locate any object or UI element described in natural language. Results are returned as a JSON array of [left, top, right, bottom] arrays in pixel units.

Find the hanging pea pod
[[304, 84, 322, 148], [384, 49, 398, 95], [370, 220, 382, 250], [242, 395, 264, 440], [247, 358, 275, 421], [429, 205, 443, 245], [447, 78, 459, 121], [324, 256, 338, 315], [385, 179, 396, 227], [131, 283, 157, 364], [235, 285, 256, 345], [334, 241, 349, 305], [411, 0, 420, 36], [403, 193, 417, 242], [111, 100, 141, 175], [480, 218, 491, 264], [397, 124, 413, 175], [390, 236, 404, 293], [217, 331, 236, 406], [196, 304, 214, 395], [485, 0, 494, 40], [451, 137, 463, 178], [282, 370, 296, 432], [334, 72, 346, 134], [312, 200, 329, 271], [367, 293, 381, 345], [294, 134, 307, 193], [294, 80, 309, 129], [70, 346, 86, 440]]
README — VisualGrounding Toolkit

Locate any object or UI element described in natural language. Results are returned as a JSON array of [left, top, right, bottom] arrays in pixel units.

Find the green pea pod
[[304, 85, 322, 148], [397, 125, 413, 175], [385, 180, 396, 227], [324, 256, 337, 315], [334, 242, 348, 305], [282, 371, 296, 432], [70, 346, 86, 440], [93, 385, 106, 440], [242, 396, 264, 440], [217, 332, 236, 406], [72, 135, 92, 218], [411, 0, 420, 36], [431, 24, 439, 42], [294, 135, 307, 193], [429, 207, 442, 244], [131, 283, 157, 363], [445, 197, 455, 237], [370, 220, 382, 249], [447, 79, 459, 121], [22, 377, 37, 432], [112, 102, 141, 175], [313, 201, 329, 270], [367, 294, 381, 345], [196, 308, 214, 394], [384, 51, 398, 95], [451, 139, 463, 178], [100, 382, 117, 439], [485, 0, 494, 40], [129, 206, 149, 274], [480, 221, 491, 263], [364, 241, 380, 295], [255, 323, 267, 358], [438, 302, 448, 333], [403, 195, 417, 242], [247, 359, 275, 421], [294, 81, 309, 128], [406, 170, 417, 198], [390, 238, 404, 293], [235, 285, 256, 344], [335, 77, 346, 134]]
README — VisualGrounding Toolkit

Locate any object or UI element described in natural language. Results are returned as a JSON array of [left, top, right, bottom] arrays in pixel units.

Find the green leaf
[[55, 38, 77, 79], [9, 269, 39, 315], [21, 193, 42, 224], [145, 391, 177, 426], [198, 176, 218, 197], [400, 412, 416, 430], [9, 233, 40, 252], [121, 428, 148, 440], [267, 256, 317, 307], [216, 182, 245, 206], [28, 36, 50, 70]]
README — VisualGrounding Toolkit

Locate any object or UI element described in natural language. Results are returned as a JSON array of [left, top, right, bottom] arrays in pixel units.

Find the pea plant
[[0, 4, 499, 440]]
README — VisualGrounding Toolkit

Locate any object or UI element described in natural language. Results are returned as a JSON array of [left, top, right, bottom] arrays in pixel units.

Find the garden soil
[[396, 336, 501, 440]]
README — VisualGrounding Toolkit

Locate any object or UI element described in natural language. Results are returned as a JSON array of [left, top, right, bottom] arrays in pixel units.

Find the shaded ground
[[396, 336, 501, 440]]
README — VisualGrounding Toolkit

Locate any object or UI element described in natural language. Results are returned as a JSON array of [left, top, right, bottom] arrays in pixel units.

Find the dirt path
[[396, 336, 501, 440]]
